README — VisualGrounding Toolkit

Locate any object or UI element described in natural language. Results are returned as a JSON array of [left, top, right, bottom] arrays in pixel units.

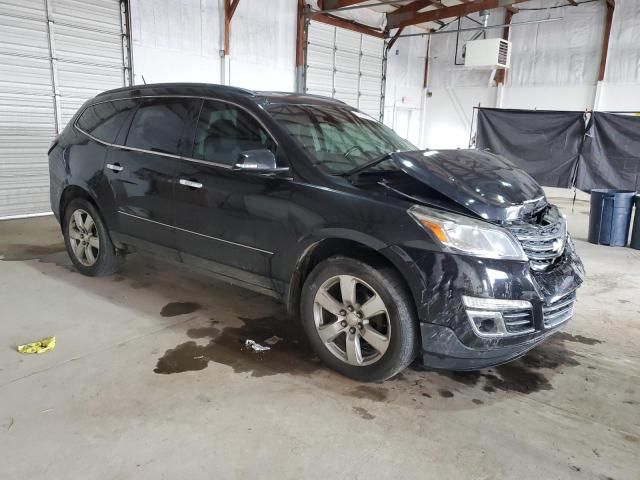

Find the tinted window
[[193, 101, 276, 165], [76, 99, 137, 143], [266, 104, 415, 174], [125, 98, 195, 155]]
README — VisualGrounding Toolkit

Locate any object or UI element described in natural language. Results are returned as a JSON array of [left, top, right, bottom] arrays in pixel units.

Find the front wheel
[[300, 256, 419, 382], [63, 198, 123, 276]]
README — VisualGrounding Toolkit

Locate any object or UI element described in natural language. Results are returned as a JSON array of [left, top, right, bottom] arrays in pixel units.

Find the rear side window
[[192, 100, 276, 165], [76, 99, 137, 143], [125, 98, 197, 155]]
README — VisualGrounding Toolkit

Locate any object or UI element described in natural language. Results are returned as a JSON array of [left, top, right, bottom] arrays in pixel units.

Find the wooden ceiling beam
[[387, 0, 530, 29], [386, 0, 442, 30], [318, 0, 371, 9], [311, 12, 385, 37]]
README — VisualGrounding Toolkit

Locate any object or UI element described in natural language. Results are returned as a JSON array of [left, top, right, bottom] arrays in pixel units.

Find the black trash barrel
[[631, 195, 640, 250], [588, 189, 636, 246]]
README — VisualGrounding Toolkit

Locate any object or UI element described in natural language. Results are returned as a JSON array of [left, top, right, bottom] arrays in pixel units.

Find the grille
[[502, 309, 534, 334], [543, 291, 576, 328], [498, 39, 510, 65], [506, 206, 567, 272]]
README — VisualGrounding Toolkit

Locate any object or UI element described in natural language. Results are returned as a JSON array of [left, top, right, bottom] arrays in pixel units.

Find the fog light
[[465, 310, 507, 337], [462, 296, 533, 338]]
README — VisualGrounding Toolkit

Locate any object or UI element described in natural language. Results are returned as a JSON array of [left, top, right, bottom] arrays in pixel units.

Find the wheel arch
[[58, 184, 100, 224], [57, 184, 123, 250], [285, 236, 422, 321]]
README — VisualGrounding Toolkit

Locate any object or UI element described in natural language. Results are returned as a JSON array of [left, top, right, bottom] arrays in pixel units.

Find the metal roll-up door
[[305, 20, 384, 120], [0, 0, 130, 219]]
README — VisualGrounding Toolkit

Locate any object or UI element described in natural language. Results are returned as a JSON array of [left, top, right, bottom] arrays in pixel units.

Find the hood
[[389, 149, 547, 221]]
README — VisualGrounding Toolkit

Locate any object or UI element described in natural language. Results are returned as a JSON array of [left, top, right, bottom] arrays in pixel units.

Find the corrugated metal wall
[[305, 20, 384, 119], [0, 0, 128, 219]]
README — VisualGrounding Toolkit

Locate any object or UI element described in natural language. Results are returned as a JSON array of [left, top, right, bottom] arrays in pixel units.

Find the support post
[[221, 0, 240, 85], [494, 8, 512, 86], [594, 0, 615, 110], [295, 0, 307, 93], [598, 0, 614, 82]]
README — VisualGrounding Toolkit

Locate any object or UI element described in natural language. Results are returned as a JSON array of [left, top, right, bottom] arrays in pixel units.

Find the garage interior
[[1, 0, 639, 479]]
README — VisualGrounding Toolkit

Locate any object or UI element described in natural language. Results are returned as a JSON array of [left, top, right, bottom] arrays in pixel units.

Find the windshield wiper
[[343, 152, 393, 180]]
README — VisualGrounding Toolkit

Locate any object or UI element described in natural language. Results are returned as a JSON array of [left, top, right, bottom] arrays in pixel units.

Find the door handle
[[179, 178, 203, 189], [106, 163, 124, 172]]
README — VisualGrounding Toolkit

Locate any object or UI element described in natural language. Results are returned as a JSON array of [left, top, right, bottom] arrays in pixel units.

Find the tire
[[300, 256, 419, 382], [63, 198, 123, 276]]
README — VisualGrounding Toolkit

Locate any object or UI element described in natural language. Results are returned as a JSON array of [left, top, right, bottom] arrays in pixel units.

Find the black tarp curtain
[[475, 108, 640, 192]]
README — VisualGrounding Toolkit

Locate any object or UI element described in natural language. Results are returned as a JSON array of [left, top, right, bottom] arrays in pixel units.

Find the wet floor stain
[[154, 316, 321, 377], [154, 309, 599, 403], [160, 302, 200, 317], [555, 331, 603, 346], [623, 433, 639, 444], [154, 340, 215, 373], [352, 406, 375, 420], [438, 389, 454, 398], [433, 333, 584, 394], [348, 385, 389, 402], [1, 243, 65, 261]]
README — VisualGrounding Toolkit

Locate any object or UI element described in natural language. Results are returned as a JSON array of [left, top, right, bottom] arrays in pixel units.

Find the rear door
[[104, 97, 200, 251], [173, 99, 288, 283]]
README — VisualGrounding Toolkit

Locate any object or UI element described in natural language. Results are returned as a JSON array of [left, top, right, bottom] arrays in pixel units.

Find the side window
[[76, 99, 137, 143], [125, 98, 196, 155], [193, 101, 276, 165]]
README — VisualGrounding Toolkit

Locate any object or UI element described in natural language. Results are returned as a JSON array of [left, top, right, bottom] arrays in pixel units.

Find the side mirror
[[232, 149, 289, 174]]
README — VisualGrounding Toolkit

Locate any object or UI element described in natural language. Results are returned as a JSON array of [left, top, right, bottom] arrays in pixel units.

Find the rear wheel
[[63, 198, 122, 276], [300, 256, 419, 382]]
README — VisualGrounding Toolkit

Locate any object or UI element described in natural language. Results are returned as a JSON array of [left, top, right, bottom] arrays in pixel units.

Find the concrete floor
[[1, 194, 639, 480]]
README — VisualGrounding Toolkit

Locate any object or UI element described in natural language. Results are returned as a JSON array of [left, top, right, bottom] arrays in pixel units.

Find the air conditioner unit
[[464, 38, 511, 69]]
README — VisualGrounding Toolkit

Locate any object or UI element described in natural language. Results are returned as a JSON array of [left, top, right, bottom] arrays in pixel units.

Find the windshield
[[265, 103, 416, 174]]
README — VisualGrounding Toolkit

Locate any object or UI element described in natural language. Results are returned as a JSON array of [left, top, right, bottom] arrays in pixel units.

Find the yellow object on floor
[[17, 336, 56, 354]]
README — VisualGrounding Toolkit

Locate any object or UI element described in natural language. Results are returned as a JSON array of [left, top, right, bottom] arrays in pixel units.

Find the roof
[[95, 82, 346, 107]]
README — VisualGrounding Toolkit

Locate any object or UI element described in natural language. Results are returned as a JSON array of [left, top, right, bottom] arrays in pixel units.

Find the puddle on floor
[[1, 243, 65, 261], [160, 302, 201, 317], [429, 332, 586, 394], [554, 331, 603, 346], [154, 315, 322, 377], [348, 385, 389, 402], [154, 312, 599, 404], [352, 406, 375, 420]]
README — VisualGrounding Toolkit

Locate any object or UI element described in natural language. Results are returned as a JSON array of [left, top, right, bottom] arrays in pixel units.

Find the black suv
[[48, 83, 584, 381]]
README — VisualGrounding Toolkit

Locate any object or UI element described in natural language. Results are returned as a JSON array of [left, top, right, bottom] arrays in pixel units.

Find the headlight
[[408, 205, 527, 261]]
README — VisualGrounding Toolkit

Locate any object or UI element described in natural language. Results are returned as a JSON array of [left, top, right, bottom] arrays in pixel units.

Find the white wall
[[384, 26, 428, 146], [229, 0, 297, 91], [420, 0, 640, 149], [130, 0, 296, 91], [129, 0, 639, 149], [130, 0, 222, 84]]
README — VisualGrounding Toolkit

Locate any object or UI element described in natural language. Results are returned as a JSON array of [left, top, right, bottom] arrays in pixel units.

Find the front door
[[104, 97, 200, 250], [173, 99, 289, 285]]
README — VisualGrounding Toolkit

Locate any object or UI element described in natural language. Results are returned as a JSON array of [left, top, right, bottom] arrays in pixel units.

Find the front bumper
[[387, 236, 584, 370]]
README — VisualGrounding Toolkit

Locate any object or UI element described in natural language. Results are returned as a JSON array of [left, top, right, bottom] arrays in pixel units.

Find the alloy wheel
[[68, 208, 100, 266], [313, 274, 391, 366]]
